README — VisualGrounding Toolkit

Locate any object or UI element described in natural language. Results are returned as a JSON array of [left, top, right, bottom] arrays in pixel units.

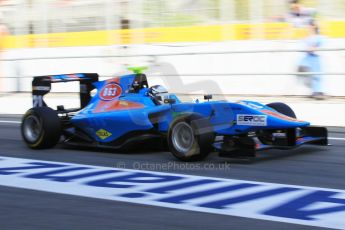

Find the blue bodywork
[[27, 71, 327, 159], [70, 74, 310, 143]]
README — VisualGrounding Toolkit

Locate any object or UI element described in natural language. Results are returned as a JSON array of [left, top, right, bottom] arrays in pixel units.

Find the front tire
[[266, 102, 296, 118], [168, 115, 214, 162], [258, 102, 297, 145], [21, 107, 61, 149]]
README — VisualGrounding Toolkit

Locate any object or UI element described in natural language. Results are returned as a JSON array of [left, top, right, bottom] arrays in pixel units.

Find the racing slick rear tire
[[168, 115, 215, 162], [21, 107, 61, 149], [266, 102, 296, 118]]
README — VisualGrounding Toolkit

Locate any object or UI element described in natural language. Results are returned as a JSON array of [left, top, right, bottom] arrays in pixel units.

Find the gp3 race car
[[21, 67, 328, 161]]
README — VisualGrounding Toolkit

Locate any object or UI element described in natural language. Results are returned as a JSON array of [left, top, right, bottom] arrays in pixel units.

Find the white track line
[[328, 137, 345, 141], [0, 120, 344, 140], [0, 120, 21, 124], [1, 156, 345, 230]]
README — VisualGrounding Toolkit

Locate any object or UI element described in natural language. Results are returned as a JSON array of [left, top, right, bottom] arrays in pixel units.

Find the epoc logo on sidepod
[[99, 82, 122, 101]]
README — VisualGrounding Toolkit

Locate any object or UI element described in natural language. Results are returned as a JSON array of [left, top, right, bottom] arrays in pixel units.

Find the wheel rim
[[172, 122, 194, 155], [23, 115, 42, 143]]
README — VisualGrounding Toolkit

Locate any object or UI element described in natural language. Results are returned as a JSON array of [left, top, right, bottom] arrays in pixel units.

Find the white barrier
[[1, 39, 345, 96]]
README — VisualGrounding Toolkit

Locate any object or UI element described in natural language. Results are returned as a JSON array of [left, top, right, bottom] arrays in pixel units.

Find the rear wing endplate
[[32, 73, 99, 110]]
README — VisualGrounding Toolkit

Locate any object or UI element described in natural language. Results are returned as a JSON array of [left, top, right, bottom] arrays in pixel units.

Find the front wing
[[216, 126, 328, 158]]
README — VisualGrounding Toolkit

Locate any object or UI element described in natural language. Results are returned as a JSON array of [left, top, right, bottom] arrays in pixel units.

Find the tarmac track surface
[[0, 115, 344, 230]]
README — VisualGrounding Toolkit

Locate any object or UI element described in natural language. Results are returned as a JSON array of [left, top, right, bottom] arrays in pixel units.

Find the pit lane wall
[[2, 21, 345, 47], [1, 22, 345, 96]]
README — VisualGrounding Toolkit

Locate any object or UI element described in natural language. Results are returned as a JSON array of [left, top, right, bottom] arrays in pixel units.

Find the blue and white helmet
[[150, 85, 168, 95], [150, 85, 169, 104]]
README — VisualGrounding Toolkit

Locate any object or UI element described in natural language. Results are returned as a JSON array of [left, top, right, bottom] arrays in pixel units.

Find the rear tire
[[168, 115, 214, 162], [21, 107, 61, 149]]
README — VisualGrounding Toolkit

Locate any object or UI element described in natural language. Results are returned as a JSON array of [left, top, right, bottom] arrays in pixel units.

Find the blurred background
[[0, 0, 344, 97], [1, 0, 345, 34]]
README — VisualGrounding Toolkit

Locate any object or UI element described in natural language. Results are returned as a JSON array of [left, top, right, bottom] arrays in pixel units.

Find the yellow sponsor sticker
[[119, 101, 128, 106], [96, 129, 112, 140]]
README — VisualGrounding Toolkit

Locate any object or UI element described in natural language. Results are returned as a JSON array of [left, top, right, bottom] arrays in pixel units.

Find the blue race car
[[21, 67, 328, 161]]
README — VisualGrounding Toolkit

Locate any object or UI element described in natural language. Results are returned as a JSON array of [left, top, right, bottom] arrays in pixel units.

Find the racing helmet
[[150, 85, 169, 104]]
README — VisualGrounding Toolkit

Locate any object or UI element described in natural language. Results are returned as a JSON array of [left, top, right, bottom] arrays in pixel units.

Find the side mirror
[[57, 105, 65, 111], [204, 94, 213, 101], [164, 98, 176, 105]]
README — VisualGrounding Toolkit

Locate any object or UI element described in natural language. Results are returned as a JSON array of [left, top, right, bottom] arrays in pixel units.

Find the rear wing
[[32, 73, 99, 110]]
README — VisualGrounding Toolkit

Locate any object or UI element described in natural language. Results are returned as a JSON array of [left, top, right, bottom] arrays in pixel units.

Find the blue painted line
[[0, 156, 344, 229]]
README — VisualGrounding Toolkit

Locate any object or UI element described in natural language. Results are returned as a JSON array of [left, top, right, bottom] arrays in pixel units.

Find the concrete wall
[[1, 39, 345, 96]]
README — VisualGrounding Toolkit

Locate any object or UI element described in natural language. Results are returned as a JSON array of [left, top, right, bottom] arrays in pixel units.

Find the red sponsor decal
[[99, 83, 122, 101], [261, 109, 305, 122], [93, 100, 144, 113], [66, 74, 79, 79]]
